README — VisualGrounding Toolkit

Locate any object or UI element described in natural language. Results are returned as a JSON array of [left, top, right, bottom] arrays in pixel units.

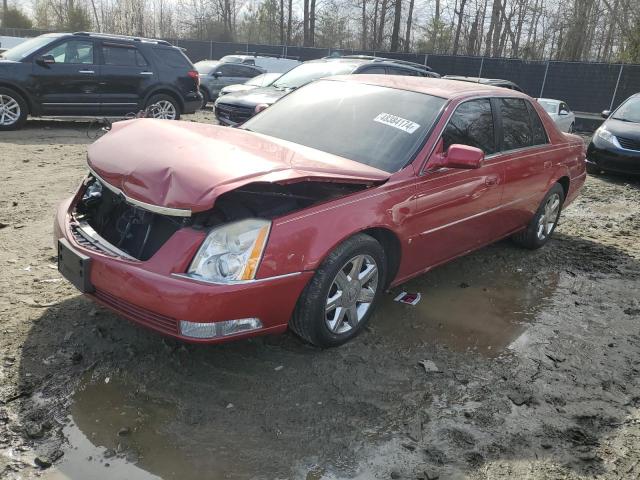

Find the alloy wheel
[[536, 193, 561, 240], [325, 254, 379, 335], [0, 94, 21, 126], [148, 100, 177, 120]]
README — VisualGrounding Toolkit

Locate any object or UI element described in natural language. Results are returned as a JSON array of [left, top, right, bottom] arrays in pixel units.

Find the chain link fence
[[2, 27, 639, 114]]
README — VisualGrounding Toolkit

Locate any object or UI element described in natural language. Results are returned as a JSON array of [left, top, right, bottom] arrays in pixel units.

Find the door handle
[[140, 71, 154, 75], [78, 70, 95, 74], [485, 175, 499, 186]]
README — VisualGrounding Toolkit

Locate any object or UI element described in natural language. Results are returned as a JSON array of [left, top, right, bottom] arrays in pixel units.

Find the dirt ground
[[1, 114, 639, 480]]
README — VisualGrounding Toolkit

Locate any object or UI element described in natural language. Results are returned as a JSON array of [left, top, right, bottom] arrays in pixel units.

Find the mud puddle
[[51, 376, 260, 480], [373, 257, 559, 355]]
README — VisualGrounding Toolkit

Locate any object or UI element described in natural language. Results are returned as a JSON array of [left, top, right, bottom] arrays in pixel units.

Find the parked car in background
[[55, 77, 585, 348], [587, 93, 640, 175], [219, 54, 301, 73], [0, 32, 202, 129], [444, 76, 524, 92], [218, 72, 282, 97], [536, 98, 576, 132], [214, 56, 440, 126], [195, 60, 264, 107]]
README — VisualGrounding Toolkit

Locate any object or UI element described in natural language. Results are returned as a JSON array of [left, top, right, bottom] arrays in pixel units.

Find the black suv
[[0, 32, 202, 130], [214, 55, 440, 126]]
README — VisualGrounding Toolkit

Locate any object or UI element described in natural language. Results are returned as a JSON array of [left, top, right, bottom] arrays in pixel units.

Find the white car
[[536, 98, 576, 133]]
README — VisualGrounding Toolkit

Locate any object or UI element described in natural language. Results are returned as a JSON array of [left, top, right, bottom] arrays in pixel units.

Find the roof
[[444, 75, 516, 85], [327, 75, 529, 100], [537, 98, 562, 103]]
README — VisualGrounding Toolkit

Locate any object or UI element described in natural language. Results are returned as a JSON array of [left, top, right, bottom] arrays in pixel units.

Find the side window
[[526, 101, 549, 146], [102, 45, 147, 67], [218, 64, 233, 76], [360, 66, 386, 74], [43, 40, 94, 64], [442, 98, 496, 154], [560, 102, 570, 113], [497, 98, 533, 151], [153, 48, 191, 68], [239, 66, 260, 78], [388, 66, 418, 76]]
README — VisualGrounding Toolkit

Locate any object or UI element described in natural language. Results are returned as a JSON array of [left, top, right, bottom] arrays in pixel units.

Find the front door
[[99, 42, 155, 115], [31, 39, 101, 115], [406, 98, 506, 273]]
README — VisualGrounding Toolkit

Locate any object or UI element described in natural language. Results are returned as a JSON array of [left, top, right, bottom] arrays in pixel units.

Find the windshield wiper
[[612, 117, 638, 123]]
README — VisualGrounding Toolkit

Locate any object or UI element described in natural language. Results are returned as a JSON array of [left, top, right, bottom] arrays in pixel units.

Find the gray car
[[196, 60, 264, 107]]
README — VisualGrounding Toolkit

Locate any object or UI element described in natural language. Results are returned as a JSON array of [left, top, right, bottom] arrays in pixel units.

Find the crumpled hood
[[87, 119, 389, 214]]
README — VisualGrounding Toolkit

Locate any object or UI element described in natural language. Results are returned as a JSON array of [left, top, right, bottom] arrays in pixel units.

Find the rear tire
[[0, 87, 28, 131], [290, 234, 386, 348], [568, 122, 575, 133], [512, 183, 565, 250], [145, 94, 181, 120]]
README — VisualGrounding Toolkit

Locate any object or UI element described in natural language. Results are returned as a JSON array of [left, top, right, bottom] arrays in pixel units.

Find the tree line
[[2, 0, 640, 62]]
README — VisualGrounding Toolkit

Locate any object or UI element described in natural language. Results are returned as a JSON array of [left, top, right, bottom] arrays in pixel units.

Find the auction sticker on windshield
[[373, 113, 421, 134]]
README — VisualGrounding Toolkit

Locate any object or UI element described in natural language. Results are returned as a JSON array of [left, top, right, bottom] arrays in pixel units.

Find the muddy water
[[51, 258, 559, 480], [374, 260, 559, 355]]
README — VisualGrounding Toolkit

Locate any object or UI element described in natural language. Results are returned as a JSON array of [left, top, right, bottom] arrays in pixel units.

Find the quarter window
[[442, 99, 496, 154], [497, 98, 532, 151], [43, 40, 94, 64]]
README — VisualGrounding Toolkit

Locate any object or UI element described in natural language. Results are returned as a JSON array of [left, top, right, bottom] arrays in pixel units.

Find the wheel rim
[[149, 100, 177, 120], [325, 254, 379, 335], [536, 193, 561, 240], [0, 94, 21, 126]]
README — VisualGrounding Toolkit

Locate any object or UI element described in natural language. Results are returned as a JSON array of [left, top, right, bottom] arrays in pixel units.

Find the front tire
[[290, 234, 386, 347], [145, 94, 181, 120], [586, 162, 601, 175], [0, 88, 28, 131], [512, 183, 565, 249]]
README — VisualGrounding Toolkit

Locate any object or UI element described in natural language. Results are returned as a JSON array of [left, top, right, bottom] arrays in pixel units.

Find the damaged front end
[[70, 172, 371, 263]]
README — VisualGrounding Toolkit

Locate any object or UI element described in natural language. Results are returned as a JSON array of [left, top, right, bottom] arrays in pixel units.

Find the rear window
[[102, 44, 147, 67], [154, 47, 192, 68], [243, 80, 446, 173], [498, 98, 533, 151]]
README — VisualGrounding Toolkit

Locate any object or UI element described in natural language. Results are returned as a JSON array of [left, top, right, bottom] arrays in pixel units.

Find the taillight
[[188, 70, 200, 89]]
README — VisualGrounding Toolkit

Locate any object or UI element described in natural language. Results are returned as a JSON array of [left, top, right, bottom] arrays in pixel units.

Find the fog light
[[179, 318, 262, 339]]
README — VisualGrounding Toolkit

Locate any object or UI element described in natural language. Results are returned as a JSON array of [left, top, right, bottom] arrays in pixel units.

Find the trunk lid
[[87, 119, 389, 213]]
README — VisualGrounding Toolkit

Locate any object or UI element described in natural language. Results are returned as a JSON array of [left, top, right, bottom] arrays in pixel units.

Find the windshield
[[195, 61, 220, 75], [612, 96, 640, 123], [246, 72, 280, 87], [272, 62, 358, 89], [537, 100, 558, 114], [243, 80, 446, 173], [1, 35, 57, 61]]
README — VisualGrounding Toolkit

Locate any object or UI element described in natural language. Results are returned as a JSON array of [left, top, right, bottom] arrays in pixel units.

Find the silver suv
[[195, 61, 264, 107]]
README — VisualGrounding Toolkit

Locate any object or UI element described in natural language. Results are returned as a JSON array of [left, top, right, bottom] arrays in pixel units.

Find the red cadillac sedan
[[54, 76, 586, 347]]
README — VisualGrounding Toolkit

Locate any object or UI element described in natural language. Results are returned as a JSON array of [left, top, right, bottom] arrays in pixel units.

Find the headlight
[[187, 219, 271, 283], [595, 126, 620, 147]]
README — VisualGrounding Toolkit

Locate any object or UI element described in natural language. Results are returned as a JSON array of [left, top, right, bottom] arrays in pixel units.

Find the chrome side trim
[[171, 271, 303, 286], [89, 167, 192, 217], [73, 220, 139, 261]]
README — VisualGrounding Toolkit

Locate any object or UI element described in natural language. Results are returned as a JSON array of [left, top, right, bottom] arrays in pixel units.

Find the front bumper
[[54, 198, 312, 344], [587, 141, 640, 175]]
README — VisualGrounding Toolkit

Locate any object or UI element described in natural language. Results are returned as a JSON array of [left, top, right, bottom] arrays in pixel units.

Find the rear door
[[30, 38, 101, 115], [408, 98, 506, 269], [99, 42, 155, 115], [495, 97, 558, 230]]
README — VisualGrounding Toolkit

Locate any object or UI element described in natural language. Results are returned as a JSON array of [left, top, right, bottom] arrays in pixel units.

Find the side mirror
[[213, 71, 222, 78], [559, 109, 569, 116], [443, 144, 485, 169], [35, 54, 55, 66], [601, 110, 611, 119]]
